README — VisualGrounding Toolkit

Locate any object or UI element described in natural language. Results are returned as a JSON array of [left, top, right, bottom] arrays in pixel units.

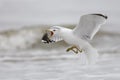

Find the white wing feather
[[73, 14, 107, 40]]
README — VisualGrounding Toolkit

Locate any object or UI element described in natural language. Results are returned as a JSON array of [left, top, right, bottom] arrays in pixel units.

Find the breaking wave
[[0, 26, 43, 50]]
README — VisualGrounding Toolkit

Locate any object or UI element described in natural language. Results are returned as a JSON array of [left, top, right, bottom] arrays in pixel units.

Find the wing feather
[[73, 14, 107, 40]]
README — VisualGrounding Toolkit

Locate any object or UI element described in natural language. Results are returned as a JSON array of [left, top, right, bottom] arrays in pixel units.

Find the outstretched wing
[[73, 14, 107, 40]]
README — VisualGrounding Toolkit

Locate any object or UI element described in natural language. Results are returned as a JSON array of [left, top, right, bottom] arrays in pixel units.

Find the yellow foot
[[66, 46, 83, 54]]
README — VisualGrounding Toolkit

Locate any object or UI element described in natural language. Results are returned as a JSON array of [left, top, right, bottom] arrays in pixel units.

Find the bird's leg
[[75, 46, 83, 53], [66, 46, 78, 54], [66, 46, 83, 54]]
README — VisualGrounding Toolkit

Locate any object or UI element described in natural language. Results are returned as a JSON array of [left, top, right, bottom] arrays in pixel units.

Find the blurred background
[[0, 0, 120, 80], [0, 0, 120, 31]]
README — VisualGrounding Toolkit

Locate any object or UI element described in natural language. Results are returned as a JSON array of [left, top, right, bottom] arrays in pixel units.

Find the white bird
[[42, 13, 107, 63]]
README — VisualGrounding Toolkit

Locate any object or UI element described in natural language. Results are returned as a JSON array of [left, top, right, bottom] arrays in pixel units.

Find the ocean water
[[0, 0, 120, 80]]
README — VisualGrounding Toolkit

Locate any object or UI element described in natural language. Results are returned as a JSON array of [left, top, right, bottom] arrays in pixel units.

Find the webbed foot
[[66, 46, 83, 54]]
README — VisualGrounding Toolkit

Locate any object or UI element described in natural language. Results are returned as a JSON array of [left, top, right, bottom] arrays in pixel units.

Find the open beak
[[47, 29, 54, 37]]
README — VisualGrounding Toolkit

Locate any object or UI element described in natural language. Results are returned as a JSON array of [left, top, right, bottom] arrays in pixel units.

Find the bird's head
[[47, 26, 61, 37]]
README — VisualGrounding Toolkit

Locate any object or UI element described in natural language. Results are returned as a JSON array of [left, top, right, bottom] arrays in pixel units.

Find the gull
[[42, 13, 107, 63]]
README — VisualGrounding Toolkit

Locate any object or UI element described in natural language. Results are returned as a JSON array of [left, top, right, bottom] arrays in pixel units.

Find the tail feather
[[79, 42, 99, 64]]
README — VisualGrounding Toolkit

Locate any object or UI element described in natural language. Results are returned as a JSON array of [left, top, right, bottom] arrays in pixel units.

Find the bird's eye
[[53, 30, 56, 31]]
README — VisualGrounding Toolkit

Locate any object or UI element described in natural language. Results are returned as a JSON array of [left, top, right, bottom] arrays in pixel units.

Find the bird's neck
[[60, 28, 72, 38]]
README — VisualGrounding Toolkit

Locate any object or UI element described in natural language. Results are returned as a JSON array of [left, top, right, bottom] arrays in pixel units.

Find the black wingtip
[[91, 14, 108, 19]]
